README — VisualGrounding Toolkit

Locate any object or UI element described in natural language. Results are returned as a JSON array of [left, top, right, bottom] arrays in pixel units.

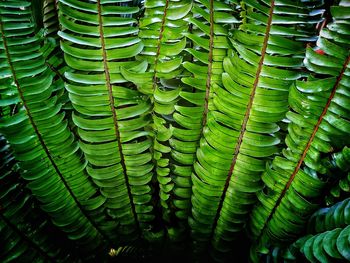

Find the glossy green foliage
[[0, 0, 114, 251], [323, 147, 350, 205], [58, 0, 157, 240], [298, 225, 350, 263], [43, 0, 59, 38], [183, 0, 239, 227], [308, 198, 350, 235], [297, 198, 350, 263], [122, 0, 192, 236], [269, 198, 350, 263], [189, 0, 324, 259], [250, 1, 350, 260], [0, 136, 80, 262], [184, 0, 239, 253], [171, 0, 240, 244], [1, 0, 350, 262], [41, 0, 71, 114], [212, 0, 325, 254]]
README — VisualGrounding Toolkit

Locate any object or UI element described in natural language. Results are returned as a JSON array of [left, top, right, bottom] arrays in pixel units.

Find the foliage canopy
[[0, 0, 350, 262]]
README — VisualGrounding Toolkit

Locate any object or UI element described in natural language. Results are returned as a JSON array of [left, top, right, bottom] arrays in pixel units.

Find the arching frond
[[0, 0, 115, 251], [176, 0, 240, 239], [0, 136, 80, 262], [121, 0, 192, 240], [188, 0, 324, 259], [269, 197, 350, 262], [250, 2, 350, 260], [58, 0, 156, 241]]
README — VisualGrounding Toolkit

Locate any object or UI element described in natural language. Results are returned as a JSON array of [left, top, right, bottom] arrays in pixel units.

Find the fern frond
[[0, 136, 81, 262], [187, 0, 324, 259], [43, 0, 59, 38], [0, 0, 115, 251], [271, 197, 350, 262], [58, 0, 156, 240], [174, 1, 240, 241], [250, 1, 350, 258], [308, 197, 350, 235], [296, 226, 350, 262], [122, 0, 192, 240]]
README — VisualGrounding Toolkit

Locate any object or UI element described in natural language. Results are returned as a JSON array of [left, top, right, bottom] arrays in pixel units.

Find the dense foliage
[[0, 0, 350, 262]]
